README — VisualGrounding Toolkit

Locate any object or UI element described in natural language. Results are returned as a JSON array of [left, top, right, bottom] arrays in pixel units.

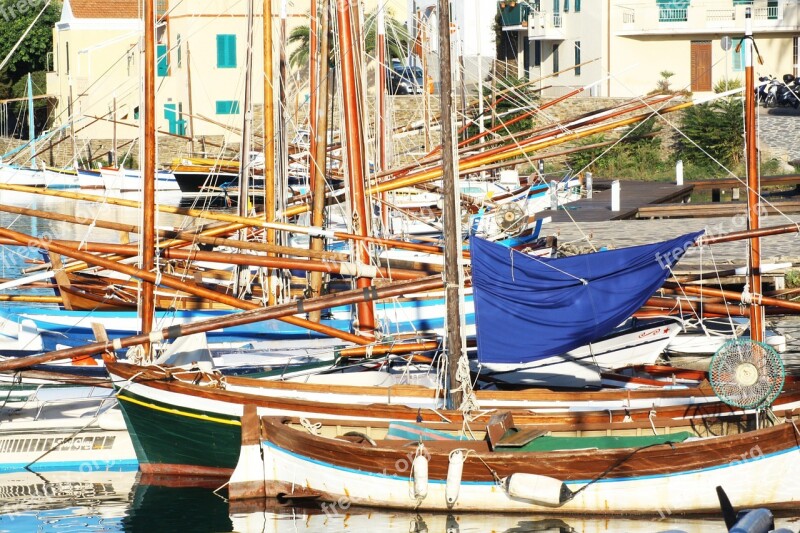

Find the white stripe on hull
[[257, 439, 800, 513]]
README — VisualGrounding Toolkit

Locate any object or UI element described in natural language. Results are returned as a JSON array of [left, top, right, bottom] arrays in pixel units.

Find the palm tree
[[288, 8, 411, 69]]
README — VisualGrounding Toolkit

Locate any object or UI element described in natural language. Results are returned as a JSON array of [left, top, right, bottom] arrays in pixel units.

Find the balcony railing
[[619, 1, 790, 34], [658, 8, 687, 22], [498, 1, 530, 28], [552, 12, 562, 28], [621, 7, 635, 24]]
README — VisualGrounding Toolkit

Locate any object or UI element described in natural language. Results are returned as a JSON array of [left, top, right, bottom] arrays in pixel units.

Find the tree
[[678, 98, 744, 171], [288, 8, 410, 69], [0, 0, 61, 98]]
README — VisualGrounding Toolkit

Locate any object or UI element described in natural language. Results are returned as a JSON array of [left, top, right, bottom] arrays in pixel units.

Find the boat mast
[[307, 0, 331, 322], [262, 0, 276, 304], [236, 0, 255, 295], [334, 0, 376, 335], [744, 8, 763, 342], [439, 0, 466, 408], [141, 0, 156, 348], [376, 5, 389, 231], [27, 73, 35, 168]]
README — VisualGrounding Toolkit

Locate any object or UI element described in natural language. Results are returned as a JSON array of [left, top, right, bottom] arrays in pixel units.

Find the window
[[575, 0, 580, 12], [553, 43, 559, 74], [65, 42, 70, 75], [216, 100, 240, 114], [176, 34, 182, 68], [534, 41, 541, 67], [216, 34, 237, 68], [794, 37, 799, 78], [574, 41, 581, 76], [732, 40, 745, 72], [157, 44, 169, 76], [564, 0, 569, 12], [553, 0, 560, 12]]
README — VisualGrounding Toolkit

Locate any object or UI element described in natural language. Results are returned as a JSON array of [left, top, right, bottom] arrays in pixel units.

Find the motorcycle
[[758, 74, 779, 107], [774, 74, 800, 109]]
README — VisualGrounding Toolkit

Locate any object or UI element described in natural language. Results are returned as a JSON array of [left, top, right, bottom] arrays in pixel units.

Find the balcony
[[528, 10, 566, 40], [498, 1, 530, 30], [617, 1, 793, 36]]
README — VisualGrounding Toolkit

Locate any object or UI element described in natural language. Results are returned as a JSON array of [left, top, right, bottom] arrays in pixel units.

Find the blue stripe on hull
[[0, 459, 139, 474]]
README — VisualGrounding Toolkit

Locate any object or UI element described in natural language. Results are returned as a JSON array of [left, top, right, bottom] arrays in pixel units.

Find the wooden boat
[[227, 407, 800, 513], [105, 360, 800, 478]]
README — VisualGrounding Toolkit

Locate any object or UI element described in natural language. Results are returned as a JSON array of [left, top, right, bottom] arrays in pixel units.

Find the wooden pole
[[0, 275, 444, 372], [0, 182, 447, 256], [376, 5, 389, 231], [263, 0, 277, 305], [141, 0, 156, 350], [335, 0, 376, 335], [112, 96, 117, 167], [744, 8, 764, 342], [439, 0, 464, 409], [186, 41, 195, 154], [307, 0, 331, 322], [0, 227, 374, 346], [236, 0, 256, 295]]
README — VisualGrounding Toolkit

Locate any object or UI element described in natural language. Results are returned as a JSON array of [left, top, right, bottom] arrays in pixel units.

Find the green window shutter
[[216, 100, 241, 115], [575, 0, 580, 12], [553, 43, 559, 74], [217, 34, 237, 68], [732, 42, 745, 71], [574, 41, 581, 76], [157, 44, 169, 76], [564, 0, 569, 12]]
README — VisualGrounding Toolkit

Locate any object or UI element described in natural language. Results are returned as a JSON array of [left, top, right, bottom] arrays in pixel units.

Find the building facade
[[498, 0, 800, 98]]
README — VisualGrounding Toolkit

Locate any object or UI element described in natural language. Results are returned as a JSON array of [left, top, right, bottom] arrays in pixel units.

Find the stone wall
[[2, 95, 658, 169]]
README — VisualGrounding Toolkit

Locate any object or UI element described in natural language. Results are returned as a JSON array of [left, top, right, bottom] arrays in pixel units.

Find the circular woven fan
[[495, 203, 526, 236], [709, 339, 785, 409]]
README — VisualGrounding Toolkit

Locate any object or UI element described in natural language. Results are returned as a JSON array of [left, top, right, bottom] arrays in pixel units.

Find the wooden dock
[[533, 180, 693, 223], [532, 175, 800, 223]]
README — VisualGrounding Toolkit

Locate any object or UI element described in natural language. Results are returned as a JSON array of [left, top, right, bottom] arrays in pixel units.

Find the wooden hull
[[236, 416, 800, 514], [107, 362, 800, 478]]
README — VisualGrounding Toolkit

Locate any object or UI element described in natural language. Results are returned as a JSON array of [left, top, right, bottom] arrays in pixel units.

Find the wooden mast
[[376, 4, 389, 230], [262, 0, 277, 305], [186, 42, 195, 154], [141, 0, 156, 349], [335, 0, 375, 335], [236, 0, 256, 295], [439, 0, 465, 408], [307, 0, 331, 322], [744, 8, 764, 342]]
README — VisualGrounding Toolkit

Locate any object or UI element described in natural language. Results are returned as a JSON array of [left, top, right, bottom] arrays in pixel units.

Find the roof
[[67, 0, 140, 19]]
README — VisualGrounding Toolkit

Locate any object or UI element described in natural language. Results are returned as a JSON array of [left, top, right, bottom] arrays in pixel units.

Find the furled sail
[[470, 231, 704, 364]]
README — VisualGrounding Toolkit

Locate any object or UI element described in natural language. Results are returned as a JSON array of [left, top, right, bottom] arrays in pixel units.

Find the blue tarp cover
[[471, 231, 704, 364]]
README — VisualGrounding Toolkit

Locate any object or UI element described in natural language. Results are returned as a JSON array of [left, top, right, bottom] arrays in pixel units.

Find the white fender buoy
[[412, 447, 429, 500], [503, 473, 572, 507], [445, 449, 464, 506]]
